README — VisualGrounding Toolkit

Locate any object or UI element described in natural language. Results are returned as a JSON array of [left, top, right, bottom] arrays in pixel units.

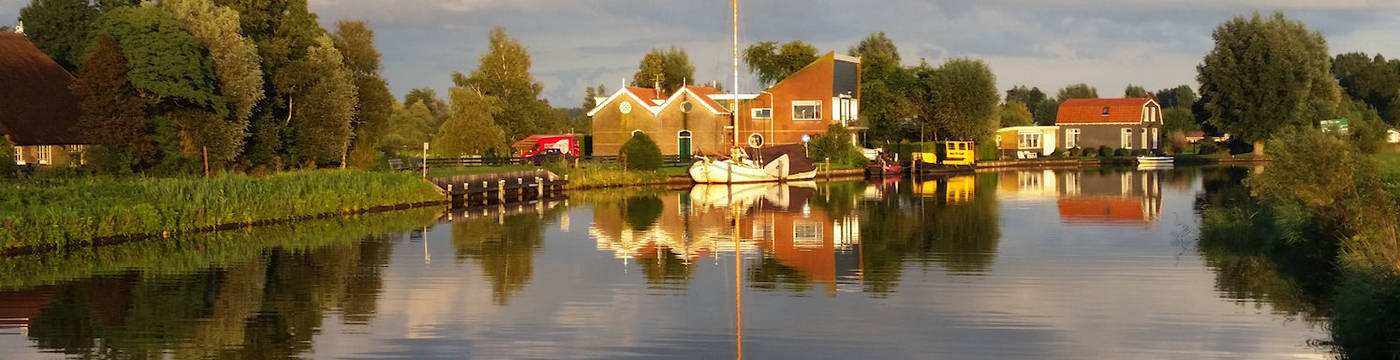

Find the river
[[0, 166, 1347, 359]]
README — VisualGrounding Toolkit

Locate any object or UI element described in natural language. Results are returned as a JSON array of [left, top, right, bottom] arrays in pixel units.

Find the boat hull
[[689, 159, 817, 184]]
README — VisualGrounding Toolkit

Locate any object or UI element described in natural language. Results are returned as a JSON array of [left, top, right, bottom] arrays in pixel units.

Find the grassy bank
[[561, 163, 688, 189], [428, 165, 535, 178], [0, 170, 442, 252], [1374, 153, 1400, 203], [0, 206, 441, 290]]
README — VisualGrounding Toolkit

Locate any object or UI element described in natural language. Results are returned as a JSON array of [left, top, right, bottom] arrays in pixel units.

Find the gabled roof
[[657, 86, 729, 114], [587, 86, 665, 117], [1055, 97, 1157, 125], [0, 33, 82, 145]]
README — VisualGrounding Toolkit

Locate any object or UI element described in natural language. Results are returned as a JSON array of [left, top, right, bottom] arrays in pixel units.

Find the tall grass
[[0, 170, 442, 250]]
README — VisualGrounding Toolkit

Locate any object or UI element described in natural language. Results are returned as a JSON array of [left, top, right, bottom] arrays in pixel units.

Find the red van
[[517, 135, 580, 164]]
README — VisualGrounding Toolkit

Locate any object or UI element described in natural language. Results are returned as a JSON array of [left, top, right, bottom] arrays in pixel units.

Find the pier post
[[498, 180, 506, 204], [536, 177, 544, 198]]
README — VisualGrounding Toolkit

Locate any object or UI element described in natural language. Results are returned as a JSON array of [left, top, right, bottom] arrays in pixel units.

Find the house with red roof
[[589, 52, 860, 156], [0, 32, 86, 167], [1054, 97, 1163, 152]]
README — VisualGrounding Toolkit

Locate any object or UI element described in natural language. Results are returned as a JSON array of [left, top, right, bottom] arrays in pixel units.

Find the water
[[0, 166, 1343, 359]]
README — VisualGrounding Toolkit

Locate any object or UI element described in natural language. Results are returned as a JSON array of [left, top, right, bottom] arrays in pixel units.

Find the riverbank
[[976, 153, 1265, 170], [554, 163, 866, 190], [0, 170, 444, 254]]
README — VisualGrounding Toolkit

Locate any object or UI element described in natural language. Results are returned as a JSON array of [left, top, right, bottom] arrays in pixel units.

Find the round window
[[681, 101, 693, 113], [748, 133, 764, 148], [619, 102, 633, 114]]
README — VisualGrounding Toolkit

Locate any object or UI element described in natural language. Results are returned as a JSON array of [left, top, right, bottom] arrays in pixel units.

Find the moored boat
[[1136, 156, 1174, 170], [689, 144, 817, 184]]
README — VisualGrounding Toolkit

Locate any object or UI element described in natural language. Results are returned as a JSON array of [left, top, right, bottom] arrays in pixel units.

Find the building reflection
[[589, 182, 866, 293], [998, 169, 1164, 226]]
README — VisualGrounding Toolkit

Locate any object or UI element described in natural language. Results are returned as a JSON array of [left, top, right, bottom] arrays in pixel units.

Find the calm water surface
[[0, 166, 1338, 359]]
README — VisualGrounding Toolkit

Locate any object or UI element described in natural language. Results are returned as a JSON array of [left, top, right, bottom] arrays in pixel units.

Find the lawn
[[1373, 153, 1400, 201]]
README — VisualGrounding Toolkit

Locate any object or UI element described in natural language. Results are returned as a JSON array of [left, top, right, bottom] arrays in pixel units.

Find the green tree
[[1332, 52, 1400, 126], [632, 46, 694, 94], [583, 85, 598, 110], [381, 101, 434, 155], [619, 132, 662, 170], [1005, 85, 1047, 110], [433, 87, 505, 157], [919, 58, 1000, 141], [217, 0, 322, 167], [332, 20, 393, 168], [1162, 107, 1199, 134], [998, 101, 1033, 127], [453, 27, 557, 140], [18, 0, 99, 69], [1033, 100, 1059, 126], [849, 32, 915, 142], [1154, 85, 1197, 108], [404, 87, 449, 130], [70, 35, 152, 170], [1056, 83, 1098, 102], [1124, 84, 1150, 98], [162, 0, 263, 122], [744, 40, 819, 86], [95, 4, 226, 115], [1198, 12, 1339, 154], [290, 35, 357, 166]]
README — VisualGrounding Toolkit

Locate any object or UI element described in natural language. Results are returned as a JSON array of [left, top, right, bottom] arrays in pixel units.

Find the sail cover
[[743, 144, 817, 173]]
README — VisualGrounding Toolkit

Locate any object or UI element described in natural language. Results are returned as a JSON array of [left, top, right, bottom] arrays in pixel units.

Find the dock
[[427, 170, 569, 208]]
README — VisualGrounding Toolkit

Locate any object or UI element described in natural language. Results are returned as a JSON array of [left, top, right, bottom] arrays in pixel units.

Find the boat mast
[[731, 0, 740, 147]]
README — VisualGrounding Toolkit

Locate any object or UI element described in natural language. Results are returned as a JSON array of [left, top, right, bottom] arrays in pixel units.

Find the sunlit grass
[[0, 170, 442, 251]]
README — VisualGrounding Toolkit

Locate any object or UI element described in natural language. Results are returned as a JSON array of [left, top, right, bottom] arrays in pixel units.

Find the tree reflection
[[450, 204, 567, 305], [858, 173, 1002, 295], [7, 208, 438, 359]]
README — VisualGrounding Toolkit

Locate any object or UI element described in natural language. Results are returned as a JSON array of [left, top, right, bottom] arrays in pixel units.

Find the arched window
[[748, 133, 764, 148], [632, 129, 644, 137]]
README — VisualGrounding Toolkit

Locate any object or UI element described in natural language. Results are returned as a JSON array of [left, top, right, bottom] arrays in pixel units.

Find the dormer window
[[1101, 107, 1110, 115]]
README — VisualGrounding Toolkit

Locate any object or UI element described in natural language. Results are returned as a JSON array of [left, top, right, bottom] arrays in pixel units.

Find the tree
[[290, 35, 357, 166], [0, 136, 13, 178], [618, 132, 662, 171], [332, 20, 393, 168], [433, 87, 505, 157], [1055, 83, 1098, 102], [19, 0, 99, 69], [631, 46, 694, 94], [404, 87, 449, 130], [381, 101, 434, 155], [1333, 52, 1400, 126], [1154, 85, 1197, 108], [1124, 84, 1150, 98], [849, 32, 915, 142], [95, 4, 226, 114], [744, 40, 819, 86], [582, 86, 597, 110], [217, 0, 322, 167], [70, 35, 152, 170], [919, 58, 1000, 141], [453, 27, 558, 140], [1162, 107, 1199, 134], [1005, 85, 1047, 109], [1033, 100, 1059, 126], [162, 0, 263, 122], [998, 101, 1033, 127], [1198, 12, 1339, 154]]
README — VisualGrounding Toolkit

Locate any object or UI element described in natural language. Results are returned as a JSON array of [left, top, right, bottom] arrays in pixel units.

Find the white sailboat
[[687, 0, 817, 184]]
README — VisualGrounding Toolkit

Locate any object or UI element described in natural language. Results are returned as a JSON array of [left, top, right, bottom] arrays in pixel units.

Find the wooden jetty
[[427, 169, 569, 208]]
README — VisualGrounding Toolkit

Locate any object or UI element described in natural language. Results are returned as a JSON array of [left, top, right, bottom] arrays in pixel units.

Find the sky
[[2, 0, 1399, 108]]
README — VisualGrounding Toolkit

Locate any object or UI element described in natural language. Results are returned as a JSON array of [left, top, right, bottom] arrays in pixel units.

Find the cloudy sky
[[3, 0, 1399, 107]]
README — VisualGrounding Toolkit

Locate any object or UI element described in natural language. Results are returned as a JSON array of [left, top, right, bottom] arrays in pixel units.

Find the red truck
[[515, 134, 580, 165]]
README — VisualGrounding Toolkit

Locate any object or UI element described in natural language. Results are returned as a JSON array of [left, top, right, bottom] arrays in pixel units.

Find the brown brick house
[[590, 52, 861, 156], [0, 32, 86, 166], [1054, 98, 1163, 152]]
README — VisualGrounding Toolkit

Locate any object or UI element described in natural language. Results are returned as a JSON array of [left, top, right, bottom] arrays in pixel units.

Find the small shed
[[995, 126, 1059, 159]]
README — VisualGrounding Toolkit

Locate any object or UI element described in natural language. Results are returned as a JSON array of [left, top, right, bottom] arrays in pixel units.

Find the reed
[[0, 170, 442, 251]]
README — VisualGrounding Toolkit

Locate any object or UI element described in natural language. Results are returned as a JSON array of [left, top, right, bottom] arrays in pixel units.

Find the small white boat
[[1136, 156, 1174, 170], [689, 145, 818, 184]]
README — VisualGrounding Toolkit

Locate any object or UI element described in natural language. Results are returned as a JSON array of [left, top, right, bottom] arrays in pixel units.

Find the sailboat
[[688, 0, 817, 184]]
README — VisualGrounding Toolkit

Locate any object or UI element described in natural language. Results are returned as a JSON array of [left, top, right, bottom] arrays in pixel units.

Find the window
[[839, 97, 854, 122], [751, 108, 772, 119], [1121, 128, 1133, 149], [748, 133, 764, 148], [1150, 128, 1159, 149], [794, 222, 823, 248], [753, 222, 774, 241], [792, 100, 821, 121], [37, 146, 50, 165], [1017, 133, 1041, 149], [1065, 129, 1080, 148], [12, 146, 22, 165], [1102, 107, 1111, 115]]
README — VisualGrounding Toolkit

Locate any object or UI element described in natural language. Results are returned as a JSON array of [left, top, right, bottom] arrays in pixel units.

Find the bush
[[1098, 146, 1113, 157], [0, 137, 14, 179], [1198, 141, 1220, 155], [809, 124, 868, 168], [619, 132, 662, 171], [1050, 148, 1065, 158], [1113, 148, 1129, 157], [1131, 149, 1147, 156]]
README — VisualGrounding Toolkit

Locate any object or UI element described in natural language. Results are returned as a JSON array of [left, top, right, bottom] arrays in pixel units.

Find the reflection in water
[[1, 167, 1380, 358]]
